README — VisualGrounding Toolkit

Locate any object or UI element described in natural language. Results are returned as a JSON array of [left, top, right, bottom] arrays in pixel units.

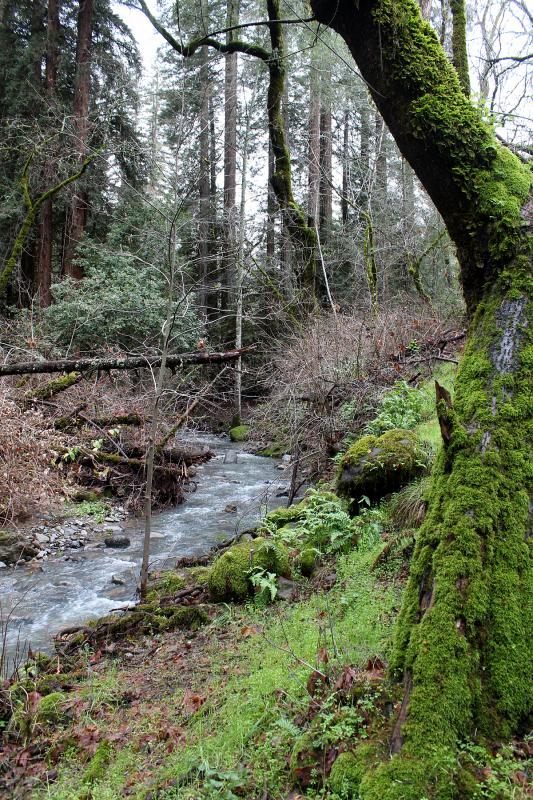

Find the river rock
[[105, 535, 131, 549], [0, 531, 38, 565], [35, 533, 49, 544], [111, 574, 127, 585], [224, 452, 238, 464], [0, 561, 7, 569], [277, 577, 298, 601], [224, 504, 238, 513]]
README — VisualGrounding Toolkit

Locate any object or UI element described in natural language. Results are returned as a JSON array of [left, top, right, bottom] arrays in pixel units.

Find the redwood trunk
[[63, 0, 93, 279]]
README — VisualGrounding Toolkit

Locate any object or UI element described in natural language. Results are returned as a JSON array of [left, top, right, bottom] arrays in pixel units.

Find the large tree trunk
[[222, 0, 238, 311], [63, 0, 93, 279], [37, 0, 60, 307], [311, 0, 532, 796], [197, 45, 211, 320]]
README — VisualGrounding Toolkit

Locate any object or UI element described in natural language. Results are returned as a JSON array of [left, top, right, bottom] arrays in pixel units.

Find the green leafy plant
[[365, 381, 424, 435], [248, 567, 278, 605]]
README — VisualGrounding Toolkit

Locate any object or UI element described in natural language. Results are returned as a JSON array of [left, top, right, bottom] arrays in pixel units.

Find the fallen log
[[54, 412, 144, 431], [0, 346, 254, 377], [23, 371, 81, 401]]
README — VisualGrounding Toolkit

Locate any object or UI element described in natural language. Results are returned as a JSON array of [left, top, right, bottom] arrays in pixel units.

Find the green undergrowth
[[36, 541, 401, 800]]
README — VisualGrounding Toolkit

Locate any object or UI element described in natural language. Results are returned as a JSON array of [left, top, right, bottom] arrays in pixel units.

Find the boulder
[[208, 538, 290, 602], [336, 428, 428, 510], [104, 535, 130, 549], [229, 424, 250, 442], [0, 531, 38, 565]]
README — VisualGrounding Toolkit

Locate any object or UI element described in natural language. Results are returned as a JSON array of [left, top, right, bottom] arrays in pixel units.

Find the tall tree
[[63, 0, 94, 279], [222, 0, 238, 311], [36, 0, 59, 307], [310, 0, 532, 797]]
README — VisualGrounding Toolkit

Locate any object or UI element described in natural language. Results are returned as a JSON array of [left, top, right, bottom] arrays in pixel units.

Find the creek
[[1, 434, 289, 668]]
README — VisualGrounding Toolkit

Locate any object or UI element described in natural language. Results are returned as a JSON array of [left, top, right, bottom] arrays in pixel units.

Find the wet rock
[[111, 574, 127, 586], [0, 531, 38, 565], [224, 504, 238, 513], [105, 524, 123, 533], [276, 577, 298, 601], [0, 561, 7, 569], [105, 535, 131, 549], [224, 451, 238, 464], [35, 533, 49, 544]]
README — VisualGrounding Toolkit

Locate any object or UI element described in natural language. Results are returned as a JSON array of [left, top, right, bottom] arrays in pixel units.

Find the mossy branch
[[0, 150, 98, 300]]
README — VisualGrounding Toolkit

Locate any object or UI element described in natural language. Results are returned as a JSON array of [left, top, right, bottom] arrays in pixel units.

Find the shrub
[[365, 381, 424, 435], [42, 240, 200, 351]]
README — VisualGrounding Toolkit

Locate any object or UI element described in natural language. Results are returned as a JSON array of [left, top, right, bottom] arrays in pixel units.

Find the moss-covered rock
[[208, 538, 290, 602], [37, 691, 68, 724], [329, 745, 377, 798], [296, 547, 318, 577], [229, 424, 250, 442], [336, 429, 428, 509], [263, 500, 307, 528], [256, 441, 286, 457]]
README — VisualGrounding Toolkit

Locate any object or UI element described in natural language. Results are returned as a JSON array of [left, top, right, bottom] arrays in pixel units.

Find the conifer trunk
[[63, 0, 93, 279], [311, 0, 532, 796], [37, 0, 60, 307]]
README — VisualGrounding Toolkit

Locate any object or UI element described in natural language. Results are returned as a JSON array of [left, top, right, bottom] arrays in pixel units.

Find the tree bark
[[37, 0, 60, 307], [307, 43, 321, 226], [63, 0, 93, 279], [223, 0, 239, 309], [341, 109, 349, 226], [318, 63, 333, 243], [311, 0, 532, 795], [197, 46, 211, 319]]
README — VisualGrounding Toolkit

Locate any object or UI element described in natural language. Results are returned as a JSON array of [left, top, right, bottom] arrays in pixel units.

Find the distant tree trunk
[[197, 46, 211, 319], [63, 0, 93, 279], [358, 89, 371, 215], [342, 109, 350, 226], [223, 0, 238, 310], [311, 1, 532, 797], [450, 0, 470, 94], [266, 139, 276, 269], [307, 44, 321, 226], [279, 77, 292, 297], [318, 64, 332, 243], [37, 0, 60, 307]]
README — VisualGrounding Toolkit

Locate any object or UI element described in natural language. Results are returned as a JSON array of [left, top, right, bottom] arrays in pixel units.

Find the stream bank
[[1, 434, 290, 668]]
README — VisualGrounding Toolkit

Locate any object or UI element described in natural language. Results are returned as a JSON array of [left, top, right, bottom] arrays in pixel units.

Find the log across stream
[[1, 434, 289, 668]]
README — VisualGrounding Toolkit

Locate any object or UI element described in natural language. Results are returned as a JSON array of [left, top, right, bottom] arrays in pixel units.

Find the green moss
[[229, 424, 250, 442], [165, 605, 209, 631], [369, 271, 532, 796], [24, 372, 80, 401], [366, 0, 532, 310], [256, 441, 287, 457], [146, 571, 186, 603], [208, 538, 290, 602], [263, 500, 307, 527], [296, 547, 317, 577], [81, 740, 112, 787], [329, 745, 376, 798], [337, 429, 428, 508], [37, 691, 68, 724]]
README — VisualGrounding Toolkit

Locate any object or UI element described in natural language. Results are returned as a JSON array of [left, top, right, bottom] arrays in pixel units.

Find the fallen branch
[[0, 346, 255, 377], [54, 412, 143, 431]]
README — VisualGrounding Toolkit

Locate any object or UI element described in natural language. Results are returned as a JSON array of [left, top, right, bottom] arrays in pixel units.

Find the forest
[[0, 0, 531, 798]]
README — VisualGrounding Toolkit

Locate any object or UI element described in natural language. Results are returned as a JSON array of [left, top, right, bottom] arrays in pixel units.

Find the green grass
[[39, 545, 399, 800], [64, 499, 111, 523], [415, 361, 457, 451]]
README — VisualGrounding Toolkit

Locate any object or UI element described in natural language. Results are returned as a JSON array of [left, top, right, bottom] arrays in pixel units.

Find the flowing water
[[1, 434, 289, 668]]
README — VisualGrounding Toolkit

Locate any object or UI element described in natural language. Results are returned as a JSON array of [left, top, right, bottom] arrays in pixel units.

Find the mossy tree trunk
[[311, 0, 532, 796]]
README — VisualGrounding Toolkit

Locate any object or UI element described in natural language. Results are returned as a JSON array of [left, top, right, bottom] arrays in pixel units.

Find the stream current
[[2, 434, 289, 667]]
